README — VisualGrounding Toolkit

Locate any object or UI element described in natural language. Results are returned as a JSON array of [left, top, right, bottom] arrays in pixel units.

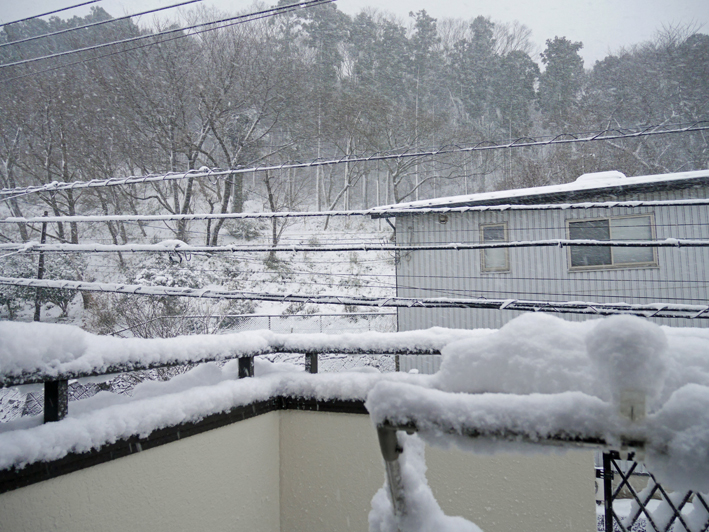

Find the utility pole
[[33, 211, 48, 322]]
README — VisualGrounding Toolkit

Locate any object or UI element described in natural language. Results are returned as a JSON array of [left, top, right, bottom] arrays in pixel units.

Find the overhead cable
[[0, 4, 321, 86], [2, 238, 708, 255], [0, 0, 334, 84], [0, 0, 204, 50], [0, 0, 333, 70], [0, 1, 101, 27], [1, 275, 707, 320], [3, 196, 709, 221], [2, 121, 707, 201]]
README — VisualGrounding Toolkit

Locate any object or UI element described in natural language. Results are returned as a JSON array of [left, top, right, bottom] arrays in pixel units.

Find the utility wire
[[2, 122, 707, 201], [0, 0, 333, 84], [3, 197, 709, 222], [1, 275, 707, 320], [0, 0, 333, 70], [0, 0, 204, 49], [2, 238, 707, 254], [0, 1, 101, 27]]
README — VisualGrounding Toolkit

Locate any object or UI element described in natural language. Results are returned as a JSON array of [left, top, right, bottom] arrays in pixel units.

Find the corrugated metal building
[[373, 169, 709, 373]]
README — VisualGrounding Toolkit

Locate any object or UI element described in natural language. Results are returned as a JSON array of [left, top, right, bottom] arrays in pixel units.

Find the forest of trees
[[1, 2, 708, 248]]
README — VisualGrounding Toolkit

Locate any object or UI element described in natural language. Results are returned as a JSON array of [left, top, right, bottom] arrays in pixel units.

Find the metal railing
[[0, 341, 436, 424]]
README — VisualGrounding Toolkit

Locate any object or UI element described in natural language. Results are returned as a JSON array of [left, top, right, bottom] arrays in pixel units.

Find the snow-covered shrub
[[41, 254, 85, 316], [0, 255, 35, 319], [226, 219, 264, 241], [0, 253, 83, 318], [84, 254, 255, 337]]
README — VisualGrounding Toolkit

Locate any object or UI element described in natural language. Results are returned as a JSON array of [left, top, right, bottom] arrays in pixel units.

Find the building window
[[567, 215, 657, 269], [481, 223, 509, 272]]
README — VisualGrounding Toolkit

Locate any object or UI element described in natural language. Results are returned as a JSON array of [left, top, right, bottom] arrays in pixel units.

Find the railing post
[[305, 352, 318, 374], [33, 212, 48, 323], [602, 452, 614, 532], [44, 379, 68, 423], [239, 356, 254, 378], [377, 426, 405, 518]]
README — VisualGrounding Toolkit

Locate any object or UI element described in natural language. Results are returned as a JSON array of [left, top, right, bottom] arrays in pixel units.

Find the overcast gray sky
[[1, 0, 708, 66]]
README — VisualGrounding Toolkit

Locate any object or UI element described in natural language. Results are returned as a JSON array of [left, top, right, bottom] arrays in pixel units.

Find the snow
[[369, 434, 482, 532], [2, 312, 709, 521], [367, 314, 709, 492], [430, 313, 709, 407], [366, 384, 614, 453], [372, 169, 709, 210], [0, 357, 427, 470], [575, 170, 627, 182], [0, 320, 481, 383], [586, 316, 667, 420]]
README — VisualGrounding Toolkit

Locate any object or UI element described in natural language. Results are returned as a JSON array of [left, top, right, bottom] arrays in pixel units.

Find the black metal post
[[602, 452, 614, 532], [238, 356, 254, 378], [33, 212, 48, 322], [44, 379, 68, 423], [305, 352, 318, 374]]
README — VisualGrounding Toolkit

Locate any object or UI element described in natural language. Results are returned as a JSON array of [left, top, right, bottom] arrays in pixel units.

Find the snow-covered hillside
[[1, 211, 397, 337]]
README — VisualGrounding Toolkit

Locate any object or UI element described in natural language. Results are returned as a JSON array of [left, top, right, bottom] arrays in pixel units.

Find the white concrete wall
[[0, 413, 281, 532], [279, 411, 385, 532], [427, 447, 595, 532], [279, 410, 596, 532], [0, 410, 595, 532]]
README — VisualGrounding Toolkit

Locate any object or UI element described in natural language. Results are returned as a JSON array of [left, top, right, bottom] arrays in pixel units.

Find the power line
[[1, 275, 707, 319], [0, 0, 204, 50], [0, 0, 334, 84], [0, 0, 333, 70], [2, 238, 707, 255], [2, 122, 707, 201], [4, 196, 709, 222], [0, 1, 101, 28], [395, 283, 709, 304]]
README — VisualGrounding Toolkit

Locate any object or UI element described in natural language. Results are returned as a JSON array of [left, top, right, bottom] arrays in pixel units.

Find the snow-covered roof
[[373, 169, 709, 211]]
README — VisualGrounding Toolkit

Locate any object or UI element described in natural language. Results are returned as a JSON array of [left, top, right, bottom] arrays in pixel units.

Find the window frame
[[566, 214, 658, 271], [480, 222, 510, 273]]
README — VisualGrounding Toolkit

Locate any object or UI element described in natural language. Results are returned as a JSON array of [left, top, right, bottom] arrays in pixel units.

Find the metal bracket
[[305, 352, 318, 374], [238, 356, 254, 378], [44, 379, 68, 423], [377, 425, 403, 462]]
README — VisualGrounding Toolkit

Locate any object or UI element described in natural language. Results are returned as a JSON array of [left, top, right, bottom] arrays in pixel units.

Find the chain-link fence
[[109, 312, 397, 336], [223, 312, 396, 334]]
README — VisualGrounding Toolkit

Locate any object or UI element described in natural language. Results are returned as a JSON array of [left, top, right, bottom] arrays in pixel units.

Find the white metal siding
[[396, 185, 709, 372]]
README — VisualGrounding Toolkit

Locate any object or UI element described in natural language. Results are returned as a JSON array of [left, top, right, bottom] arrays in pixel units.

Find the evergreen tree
[[539, 37, 585, 129]]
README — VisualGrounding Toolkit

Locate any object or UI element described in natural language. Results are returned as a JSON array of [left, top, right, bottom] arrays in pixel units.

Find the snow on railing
[[365, 314, 709, 530], [3, 314, 709, 531], [0, 321, 482, 421]]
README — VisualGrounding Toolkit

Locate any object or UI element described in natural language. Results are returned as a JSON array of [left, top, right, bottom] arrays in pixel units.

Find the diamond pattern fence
[[599, 451, 709, 532]]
